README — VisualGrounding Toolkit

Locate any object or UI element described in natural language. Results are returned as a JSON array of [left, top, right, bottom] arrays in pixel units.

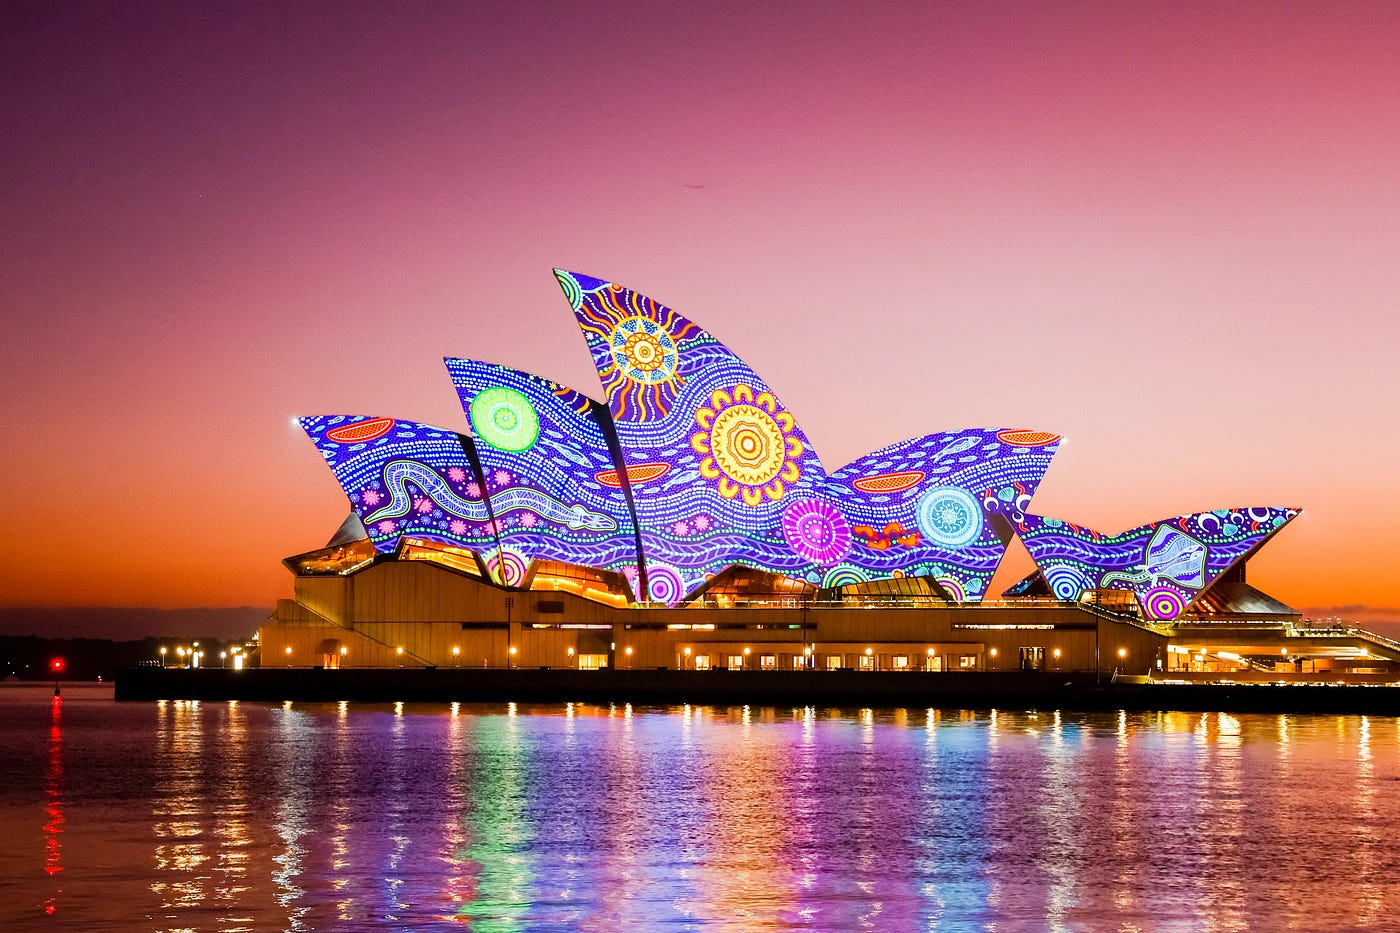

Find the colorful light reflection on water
[[1, 685, 1399, 930]]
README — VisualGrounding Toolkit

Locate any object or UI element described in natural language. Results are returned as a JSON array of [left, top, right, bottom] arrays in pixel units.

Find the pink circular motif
[[1142, 586, 1186, 620], [486, 549, 528, 588], [645, 563, 686, 604], [781, 499, 852, 566]]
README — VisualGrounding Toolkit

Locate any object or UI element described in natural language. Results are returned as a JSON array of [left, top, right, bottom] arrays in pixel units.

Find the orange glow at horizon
[[2, 4, 1398, 625]]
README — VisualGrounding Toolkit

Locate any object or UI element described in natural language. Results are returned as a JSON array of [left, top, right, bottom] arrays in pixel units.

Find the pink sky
[[2, 3, 1398, 628]]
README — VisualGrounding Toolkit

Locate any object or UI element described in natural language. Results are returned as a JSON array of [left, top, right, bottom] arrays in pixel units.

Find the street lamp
[[50, 658, 64, 697]]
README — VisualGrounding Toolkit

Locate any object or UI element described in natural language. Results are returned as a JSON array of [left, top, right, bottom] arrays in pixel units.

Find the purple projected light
[[1010, 508, 1302, 619], [445, 359, 642, 594], [298, 415, 499, 560], [556, 271, 1060, 603]]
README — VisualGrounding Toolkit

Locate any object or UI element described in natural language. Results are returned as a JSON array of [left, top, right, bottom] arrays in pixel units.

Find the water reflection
[[41, 696, 63, 916], [2, 691, 1400, 931]]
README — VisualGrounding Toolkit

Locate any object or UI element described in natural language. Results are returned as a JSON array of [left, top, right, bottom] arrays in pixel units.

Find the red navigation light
[[50, 658, 64, 673]]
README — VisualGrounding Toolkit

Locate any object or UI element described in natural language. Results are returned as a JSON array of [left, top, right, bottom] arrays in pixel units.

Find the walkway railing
[[1294, 625, 1400, 658]]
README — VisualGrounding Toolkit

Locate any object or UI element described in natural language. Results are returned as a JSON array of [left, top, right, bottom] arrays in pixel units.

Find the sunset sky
[[3, 2, 1398, 635]]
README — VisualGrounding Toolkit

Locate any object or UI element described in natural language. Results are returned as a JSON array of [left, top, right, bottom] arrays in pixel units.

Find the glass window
[[826, 655, 843, 670], [578, 654, 608, 670], [792, 655, 807, 670], [958, 655, 977, 669], [925, 654, 943, 672], [693, 655, 711, 671], [859, 655, 875, 670], [892, 655, 909, 669], [760, 654, 776, 670], [728, 655, 744, 670]]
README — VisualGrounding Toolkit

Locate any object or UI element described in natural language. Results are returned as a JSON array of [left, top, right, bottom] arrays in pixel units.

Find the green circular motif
[[470, 387, 540, 452]]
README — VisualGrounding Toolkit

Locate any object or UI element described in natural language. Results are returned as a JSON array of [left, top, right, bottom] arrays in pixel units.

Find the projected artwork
[[299, 269, 1299, 612], [445, 360, 642, 594], [1011, 508, 1301, 619], [299, 416, 499, 559], [818, 429, 1061, 601], [554, 270, 1060, 603], [558, 270, 829, 602]]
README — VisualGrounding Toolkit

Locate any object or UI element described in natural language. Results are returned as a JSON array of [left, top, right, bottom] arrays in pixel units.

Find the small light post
[[50, 658, 64, 697]]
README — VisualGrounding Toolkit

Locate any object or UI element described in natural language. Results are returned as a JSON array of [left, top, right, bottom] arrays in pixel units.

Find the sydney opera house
[[261, 272, 1398, 680]]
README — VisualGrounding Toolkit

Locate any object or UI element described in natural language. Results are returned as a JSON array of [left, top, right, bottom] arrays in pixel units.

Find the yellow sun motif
[[691, 384, 803, 506]]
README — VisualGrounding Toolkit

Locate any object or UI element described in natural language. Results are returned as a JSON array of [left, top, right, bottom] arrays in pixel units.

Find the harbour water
[[2, 684, 1397, 931]]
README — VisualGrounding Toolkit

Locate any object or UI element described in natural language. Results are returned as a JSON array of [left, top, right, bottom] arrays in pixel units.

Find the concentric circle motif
[[936, 578, 967, 602], [555, 270, 583, 310], [470, 387, 540, 452], [914, 486, 983, 549], [486, 549, 529, 588], [609, 316, 679, 385], [693, 384, 802, 506], [710, 404, 787, 486], [821, 566, 867, 589], [644, 563, 686, 604], [1043, 565, 1090, 601], [1142, 586, 1187, 620], [781, 499, 852, 565]]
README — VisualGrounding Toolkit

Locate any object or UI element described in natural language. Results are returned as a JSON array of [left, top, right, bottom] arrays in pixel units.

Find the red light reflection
[[42, 696, 64, 915]]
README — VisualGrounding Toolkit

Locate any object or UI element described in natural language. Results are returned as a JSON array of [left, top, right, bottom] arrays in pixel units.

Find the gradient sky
[[3, 2, 1398, 630]]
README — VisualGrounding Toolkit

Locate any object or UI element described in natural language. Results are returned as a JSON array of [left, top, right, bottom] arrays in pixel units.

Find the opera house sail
[[252, 269, 1347, 679]]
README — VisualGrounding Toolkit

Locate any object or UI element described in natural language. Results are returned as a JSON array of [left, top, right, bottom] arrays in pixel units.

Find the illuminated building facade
[[262, 271, 1361, 678]]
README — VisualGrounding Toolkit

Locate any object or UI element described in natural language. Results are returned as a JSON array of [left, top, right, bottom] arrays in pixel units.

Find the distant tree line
[[0, 635, 248, 681]]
